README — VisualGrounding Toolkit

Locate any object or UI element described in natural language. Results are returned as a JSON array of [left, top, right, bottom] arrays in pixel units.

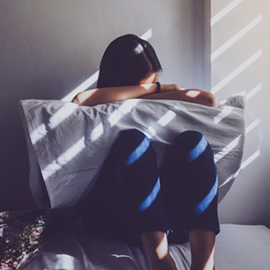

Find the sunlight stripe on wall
[[246, 83, 262, 100], [246, 118, 260, 135], [140, 29, 152, 40], [211, 50, 262, 94], [241, 150, 260, 170], [211, 15, 262, 61], [211, 0, 243, 26], [220, 150, 260, 188], [61, 71, 100, 101]]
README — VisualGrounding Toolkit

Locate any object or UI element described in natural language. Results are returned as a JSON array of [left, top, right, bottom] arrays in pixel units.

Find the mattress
[[22, 224, 270, 270]]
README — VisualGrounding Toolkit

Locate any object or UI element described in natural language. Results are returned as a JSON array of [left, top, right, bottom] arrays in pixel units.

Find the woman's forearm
[[72, 83, 178, 106], [72, 84, 160, 106], [72, 84, 215, 107], [140, 89, 216, 107]]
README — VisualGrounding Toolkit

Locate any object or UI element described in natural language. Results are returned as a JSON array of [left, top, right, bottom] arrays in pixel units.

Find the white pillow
[[19, 95, 245, 208]]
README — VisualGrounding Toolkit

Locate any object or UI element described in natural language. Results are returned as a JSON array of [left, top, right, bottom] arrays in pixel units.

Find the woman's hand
[[160, 84, 185, 92], [141, 85, 216, 107]]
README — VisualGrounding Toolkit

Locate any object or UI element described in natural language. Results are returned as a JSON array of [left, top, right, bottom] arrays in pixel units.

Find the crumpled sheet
[[2, 209, 270, 270], [19, 95, 245, 208], [23, 224, 270, 270]]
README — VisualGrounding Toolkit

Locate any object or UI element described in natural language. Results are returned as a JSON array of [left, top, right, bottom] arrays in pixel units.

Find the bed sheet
[[22, 224, 270, 270]]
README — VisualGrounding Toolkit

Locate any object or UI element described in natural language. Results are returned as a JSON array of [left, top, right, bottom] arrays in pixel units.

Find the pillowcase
[[19, 94, 245, 208]]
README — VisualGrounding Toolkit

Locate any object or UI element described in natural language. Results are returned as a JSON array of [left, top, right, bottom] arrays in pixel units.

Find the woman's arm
[[72, 83, 176, 106], [140, 87, 216, 107], [72, 84, 215, 107]]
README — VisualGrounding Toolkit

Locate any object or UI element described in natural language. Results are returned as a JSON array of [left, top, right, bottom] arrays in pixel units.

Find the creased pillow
[[19, 94, 245, 208]]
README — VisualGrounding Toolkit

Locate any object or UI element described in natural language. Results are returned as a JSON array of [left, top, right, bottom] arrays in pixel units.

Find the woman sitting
[[73, 34, 219, 270]]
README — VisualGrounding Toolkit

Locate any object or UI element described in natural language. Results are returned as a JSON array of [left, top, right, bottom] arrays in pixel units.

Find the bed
[[2, 209, 270, 270], [20, 223, 270, 270], [2, 93, 270, 269]]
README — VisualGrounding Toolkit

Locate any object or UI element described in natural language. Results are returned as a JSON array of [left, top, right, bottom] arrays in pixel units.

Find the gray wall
[[0, 0, 210, 210], [211, 0, 270, 228]]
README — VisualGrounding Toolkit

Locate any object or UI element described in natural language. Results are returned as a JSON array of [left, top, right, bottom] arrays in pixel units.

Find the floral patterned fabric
[[0, 208, 75, 269]]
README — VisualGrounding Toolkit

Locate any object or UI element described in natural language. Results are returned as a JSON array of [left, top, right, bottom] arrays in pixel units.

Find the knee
[[117, 129, 152, 165], [174, 130, 204, 148], [173, 130, 209, 162], [119, 129, 149, 148]]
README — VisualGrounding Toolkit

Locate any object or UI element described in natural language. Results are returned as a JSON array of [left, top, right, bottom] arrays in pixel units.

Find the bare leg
[[188, 229, 216, 270], [140, 231, 177, 270]]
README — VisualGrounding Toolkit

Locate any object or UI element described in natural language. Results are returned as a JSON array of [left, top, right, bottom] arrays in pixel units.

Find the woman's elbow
[[205, 92, 216, 107], [72, 94, 81, 105]]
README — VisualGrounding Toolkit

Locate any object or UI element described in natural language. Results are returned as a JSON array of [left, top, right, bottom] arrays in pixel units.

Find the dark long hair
[[97, 34, 162, 88]]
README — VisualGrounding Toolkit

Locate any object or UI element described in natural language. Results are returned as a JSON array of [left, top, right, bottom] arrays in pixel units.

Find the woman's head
[[97, 34, 162, 88]]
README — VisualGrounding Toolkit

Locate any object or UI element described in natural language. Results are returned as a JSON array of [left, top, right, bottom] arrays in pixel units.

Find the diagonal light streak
[[213, 106, 234, 124], [61, 71, 100, 101], [108, 99, 140, 127], [220, 120, 261, 187], [39, 29, 154, 185], [30, 124, 47, 145], [90, 123, 104, 141], [194, 175, 218, 216], [246, 118, 260, 134], [211, 15, 262, 61], [31, 103, 78, 144], [89, 99, 141, 142], [188, 135, 208, 162], [246, 83, 262, 100], [157, 111, 176, 126], [211, 0, 243, 26], [219, 169, 240, 188], [211, 50, 262, 94], [140, 29, 152, 41], [41, 99, 140, 181], [139, 177, 160, 212], [61, 29, 153, 101], [146, 110, 176, 138], [146, 126, 156, 137], [48, 104, 78, 129], [214, 136, 241, 163], [42, 137, 85, 180], [126, 136, 150, 166], [241, 150, 260, 169], [220, 150, 260, 187]]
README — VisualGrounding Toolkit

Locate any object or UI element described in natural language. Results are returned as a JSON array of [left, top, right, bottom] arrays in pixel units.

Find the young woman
[[73, 34, 219, 270]]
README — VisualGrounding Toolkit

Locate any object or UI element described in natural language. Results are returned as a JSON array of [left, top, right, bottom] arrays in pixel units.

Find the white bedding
[[19, 94, 245, 208], [23, 224, 270, 270]]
